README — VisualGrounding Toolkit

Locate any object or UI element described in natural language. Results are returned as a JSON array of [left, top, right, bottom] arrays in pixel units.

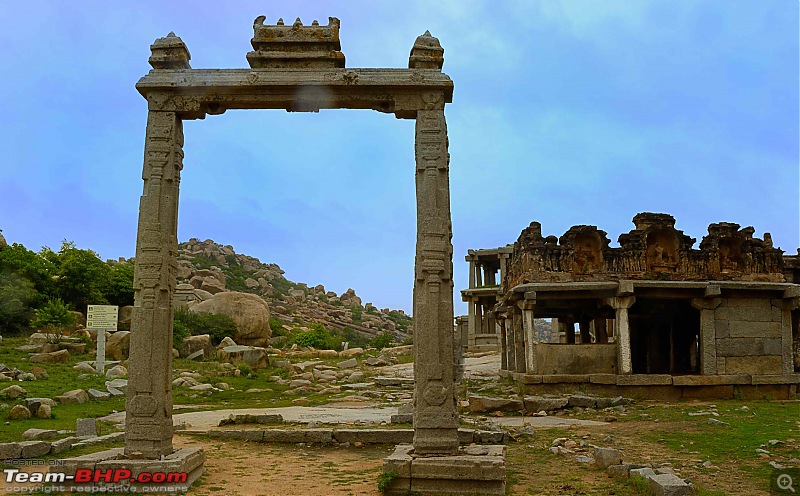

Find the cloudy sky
[[1, 1, 797, 314]]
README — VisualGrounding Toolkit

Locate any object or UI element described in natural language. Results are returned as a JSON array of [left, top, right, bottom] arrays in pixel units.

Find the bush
[[0, 274, 37, 335], [269, 317, 284, 336], [293, 322, 339, 350], [370, 331, 394, 350], [173, 307, 238, 346]]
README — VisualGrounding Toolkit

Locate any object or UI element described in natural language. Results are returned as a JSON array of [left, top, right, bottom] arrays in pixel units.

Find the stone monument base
[[382, 444, 506, 495], [59, 447, 204, 493]]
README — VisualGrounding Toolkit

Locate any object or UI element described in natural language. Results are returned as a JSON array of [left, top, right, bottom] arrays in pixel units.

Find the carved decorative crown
[[246, 16, 345, 69]]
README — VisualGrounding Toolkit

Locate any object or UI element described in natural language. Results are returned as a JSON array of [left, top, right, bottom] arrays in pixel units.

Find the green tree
[[0, 243, 56, 303], [370, 331, 394, 350], [32, 299, 76, 341], [52, 241, 111, 311], [102, 262, 135, 307], [0, 274, 37, 335]]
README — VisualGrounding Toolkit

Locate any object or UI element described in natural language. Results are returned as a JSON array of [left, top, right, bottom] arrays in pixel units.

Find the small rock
[[105, 365, 128, 379], [337, 358, 358, 369], [7, 404, 32, 420], [707, 418, 728, 426], [36, 404, 51, 419], [0, 385, 27, 399]]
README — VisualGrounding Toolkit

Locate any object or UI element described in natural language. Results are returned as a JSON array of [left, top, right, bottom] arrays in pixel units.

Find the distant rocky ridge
[[173, 238, 413, 342]]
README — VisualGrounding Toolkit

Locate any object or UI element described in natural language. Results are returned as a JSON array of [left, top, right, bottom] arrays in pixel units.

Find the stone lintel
[[690, 297, 722, 310], [751, 374, 800, 385], [383, 444, 506, 495], [136, 68, 453, 118]]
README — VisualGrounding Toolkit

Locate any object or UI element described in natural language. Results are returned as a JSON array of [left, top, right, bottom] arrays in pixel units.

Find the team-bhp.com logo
[[4, 468, 188, 492]]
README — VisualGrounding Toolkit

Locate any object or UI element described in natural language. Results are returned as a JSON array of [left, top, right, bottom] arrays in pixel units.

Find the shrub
[[269, 317, 284, 336], [32, 299, 75, 341], [370, 331, 394, 350], [173, 307, 237, 346], [0, 274, 37, 335], [293, 322, 339, 350]]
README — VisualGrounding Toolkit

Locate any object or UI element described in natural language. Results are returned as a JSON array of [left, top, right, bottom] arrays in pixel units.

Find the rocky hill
[[174, 238, 413, 343]]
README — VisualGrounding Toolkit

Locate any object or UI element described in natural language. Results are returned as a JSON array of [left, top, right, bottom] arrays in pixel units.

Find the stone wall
[[534, 344, 617, 375], [714, 298, 784, 375]]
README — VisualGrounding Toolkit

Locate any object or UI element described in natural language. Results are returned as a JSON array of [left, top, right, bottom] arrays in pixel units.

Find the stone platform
[[59, 447, 204, 493], [383, 444, 505, 495]]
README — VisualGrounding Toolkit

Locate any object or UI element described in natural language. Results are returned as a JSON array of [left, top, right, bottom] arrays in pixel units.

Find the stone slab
[[19, 441, 51, 458], [751, 374, 800, 384], [725, 356, 782, 375], [334, 429, 413, 444], [0, 442, 22, 460], [541, 374, 590, 384], [61, 447, 204, 492], [382, 444, 505, 495], [589, 374, 617, 385], [648, 473, 692, 496], [616, 375, 672, 386], [672, 375, 751, 386], [511, 373, 543, 384], [373, 377, 415, 387]]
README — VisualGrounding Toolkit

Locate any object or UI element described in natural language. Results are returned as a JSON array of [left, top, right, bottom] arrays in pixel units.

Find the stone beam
[[136, 68, 454, 119]]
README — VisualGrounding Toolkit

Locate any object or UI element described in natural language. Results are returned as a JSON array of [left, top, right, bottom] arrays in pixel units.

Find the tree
[[103, 262, 135, 307], [0, 243, 56, 303], [32, 299, 76, 342], [52, 241, 111, 311], [0, 274, 37, 335]]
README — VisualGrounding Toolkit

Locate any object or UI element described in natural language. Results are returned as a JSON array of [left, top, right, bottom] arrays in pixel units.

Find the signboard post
[[86, 305, 118, 374]]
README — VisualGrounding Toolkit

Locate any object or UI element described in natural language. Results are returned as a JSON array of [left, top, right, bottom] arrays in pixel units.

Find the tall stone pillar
[[520, 300, 537, 373], [125, 34, 191, 460], [565, 315, 576, 344], [593, 317, 608, 344], [691, 295, 721, 375], [466, 297, 476, 349], [411, 101, 459, 455], [498, 311, 508, 371], [125, 109, 183, 459], [506, 311, 516, 372], [579, 315, 592, 344], [513, 308, 526, 373], [468, 259, 476, 288], [608, 296, 635, 374]]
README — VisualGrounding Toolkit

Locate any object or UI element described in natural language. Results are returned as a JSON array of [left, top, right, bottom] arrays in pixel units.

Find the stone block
[[391, 414, 413, 424], [751, 374, 800, 384], [567, 394, 597, 408], [672, 375, 750, 386], [76, 418, 97, 437], [648, 473, 692, 496], [22, 428, 58, 440], [457, 429, 475, 444], [383, 444, 506, 494], [512, 373, 543, 384], [473, 430, 505, 444], [716, 338, 782, 357], [630, 467, 656, 479], [0, 442, 21, 460], [542, 374, 590, 383], [468, 395, 523, 413], [716, 304, 775, 322], [261, 429, 334, 444], [589, 374, 617, 384], [725, 356, 782, 375], [333, 429, 413, 444], [606, 463, 631, 477], [337, 358, 358, 369], [523, 395, 568, 412], [203, 430, 264, 442], [374, 377, 414, 387], [714, 320, 730, 339], [617, 375, 672, 386], [19, 441, 51, 458], [728, 321, 781, 338], [594, 447, 623, 469], [50, 437, 76, 455], [55, 389, 89, 404]]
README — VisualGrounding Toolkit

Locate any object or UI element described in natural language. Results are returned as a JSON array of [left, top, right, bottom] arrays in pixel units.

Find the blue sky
[[0, 1, 797, 314]]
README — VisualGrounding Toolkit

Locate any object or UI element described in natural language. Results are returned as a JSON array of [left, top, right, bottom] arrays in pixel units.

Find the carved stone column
[[125, 109, 183, 459], [125, 33, 190, 460], [497, 310, 508, 371], [411, 101, 459, 456], [691, 290, 722, 375], [506, 310, 516, 372], [512, 307, 526, 373]]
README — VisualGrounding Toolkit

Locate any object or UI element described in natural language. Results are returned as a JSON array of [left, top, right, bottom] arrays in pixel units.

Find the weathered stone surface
[[648, 473, 692, 496], [190, 292, 271, 347], [30, 349, 70, 363], [334, 429, 413, 444], [36, 404, 52, 418], [56, 389, 89, 404], [105, 331, 131, 360], [76, 418, 98, 437], [260, 429, 334, 444], [73, 362, 96, 374], [0, 385, 27, 399], [217, 345, 269, 368], [50, 436, 76, 455], [8, 404, 32, 419], [181, 334, 214, 358], [19, 441, 51, 458], [468, 395, 523, 413], [716, 338, 781, 357], [87, 388, 111, 400], [337, 358, 358, 369], [725, 356, 782, 375], [630, 467, 656, 479], [616, 375, 672, 386], [0, 442, 22, 460], [567, 394, 597, 408], [105, 364, 128, 379], [523, 395, 568, 412], [22, 428, 59, 440], [594, 447, 623, 469]]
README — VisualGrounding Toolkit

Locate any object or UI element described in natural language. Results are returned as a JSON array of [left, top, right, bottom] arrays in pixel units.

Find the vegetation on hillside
[[0, 241, 134, 335]]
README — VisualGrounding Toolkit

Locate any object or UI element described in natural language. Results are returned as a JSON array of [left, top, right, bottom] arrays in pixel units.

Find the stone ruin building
[[461, 213, 800, 398]]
